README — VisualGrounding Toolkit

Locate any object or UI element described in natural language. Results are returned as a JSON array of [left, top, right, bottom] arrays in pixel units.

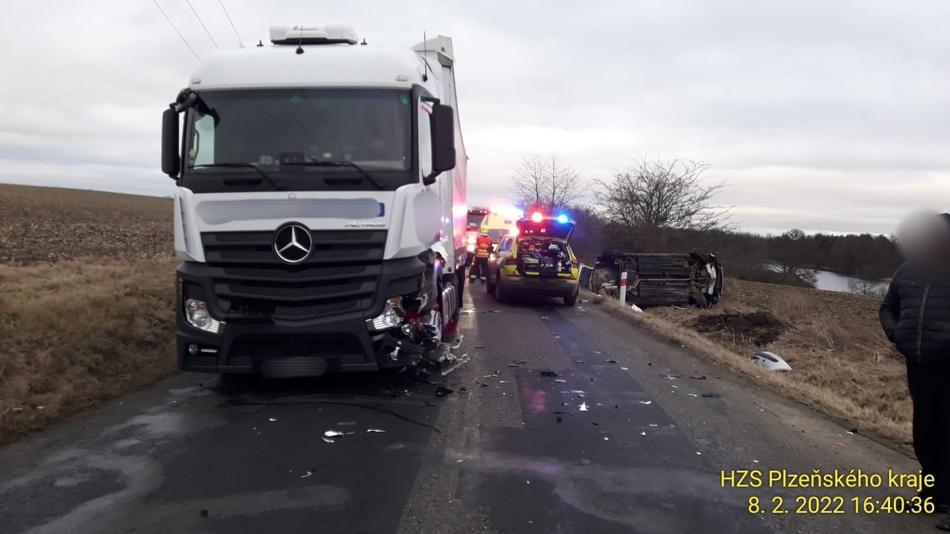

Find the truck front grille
[[201, 230, 386, 321]]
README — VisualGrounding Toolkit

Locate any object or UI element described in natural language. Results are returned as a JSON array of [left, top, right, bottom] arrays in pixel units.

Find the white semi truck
[[161, 24, 468, 378]]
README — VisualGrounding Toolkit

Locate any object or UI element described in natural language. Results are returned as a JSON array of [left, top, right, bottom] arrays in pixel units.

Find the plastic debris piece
[[366, 428, 387, 433], [751, 351, 792, 372], [593, 350, 602, 355], [661, 374, 681, 380], [554, 378, 567, 383], [640, 431, 647, 436], [579, 402, 589, 412], [603, 436, 609, 441], [300, 470, 314, 479], [606, 359, 618, 364], [324, 430, 345, 438], [687, 393, 699, 398], [526, 480, 531, 485], [696, 451, 702, 455], [620, 367, 629, 371], [630, 304, 644, 313], [648, 423, 658, 427], [267, 417, 278, 422], [847, 428, 858, 435], [638, 400, 653, 405], [540, 370, 559, 377]]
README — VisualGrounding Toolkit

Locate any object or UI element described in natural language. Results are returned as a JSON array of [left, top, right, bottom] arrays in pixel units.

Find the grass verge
[[0, 258, 178, 444], [588, 279, 911, 448]]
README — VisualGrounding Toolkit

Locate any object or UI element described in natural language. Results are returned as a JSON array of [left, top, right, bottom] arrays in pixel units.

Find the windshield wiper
[[281, 161, 385, 190], [192, 163, 283, 191]]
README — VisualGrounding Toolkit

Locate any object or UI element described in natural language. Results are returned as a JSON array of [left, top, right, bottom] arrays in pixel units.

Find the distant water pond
[[764, 263, 888, 295]]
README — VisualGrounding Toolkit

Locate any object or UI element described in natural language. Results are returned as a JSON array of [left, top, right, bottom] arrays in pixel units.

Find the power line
[[151, 0, 201, 60], [217, 0, 243, 47], [184, 0, 219, 50]]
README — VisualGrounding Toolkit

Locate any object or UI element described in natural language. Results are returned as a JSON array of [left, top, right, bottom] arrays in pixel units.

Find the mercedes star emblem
[[273, 223, 313, 264]]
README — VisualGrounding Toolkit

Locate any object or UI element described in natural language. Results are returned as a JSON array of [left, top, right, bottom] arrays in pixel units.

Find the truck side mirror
[[162, 108, 181, 178], [424, 103, 455, 185]]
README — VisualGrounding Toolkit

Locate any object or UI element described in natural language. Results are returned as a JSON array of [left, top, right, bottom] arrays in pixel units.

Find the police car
[[486, 212, 580, 305]]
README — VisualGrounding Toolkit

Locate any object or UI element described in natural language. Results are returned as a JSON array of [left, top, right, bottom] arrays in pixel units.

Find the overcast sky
[[1, 0, 947, 234]]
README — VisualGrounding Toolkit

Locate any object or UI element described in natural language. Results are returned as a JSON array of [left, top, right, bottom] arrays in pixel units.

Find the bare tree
[[595, 159, 730, 231], [512, 153, 582, 211]]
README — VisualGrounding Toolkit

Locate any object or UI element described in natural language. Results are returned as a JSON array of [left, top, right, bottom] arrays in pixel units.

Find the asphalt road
[[0, 285, 935, 533]]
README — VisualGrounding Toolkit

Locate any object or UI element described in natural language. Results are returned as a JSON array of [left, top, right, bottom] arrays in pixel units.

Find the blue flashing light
[[556, 214, 569, 224]]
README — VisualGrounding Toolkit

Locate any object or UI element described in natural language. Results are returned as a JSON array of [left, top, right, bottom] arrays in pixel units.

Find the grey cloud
[[0, 0, 947, 235]]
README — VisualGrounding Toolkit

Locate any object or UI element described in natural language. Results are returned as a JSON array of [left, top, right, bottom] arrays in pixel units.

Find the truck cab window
[[181, 88, 413, 192]]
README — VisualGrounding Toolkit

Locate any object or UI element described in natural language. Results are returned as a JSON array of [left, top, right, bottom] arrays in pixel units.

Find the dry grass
[[0, 259, 179, 444], [0, 184, 178, 443], [591, 279, 911, 446]]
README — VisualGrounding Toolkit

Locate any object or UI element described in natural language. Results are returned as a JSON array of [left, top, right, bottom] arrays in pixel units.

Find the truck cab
[[161, 25, 468, 378]]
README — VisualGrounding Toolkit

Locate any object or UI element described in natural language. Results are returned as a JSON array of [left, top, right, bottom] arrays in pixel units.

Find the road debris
[[606, 359, 618, 364], [751, 351, 793, 372], [554, 379, 567, 383], [640, 431, 647, 436], [701, 393, 722, 399], [435, 386, 455, 397], [366, 428, 387, 433], [630, 304, 644, 313], [638, 400, 653, 405], [687, 393, 699, 398], [689, 375, 707, 380], [267, 417, 278, 422], [300, 470, 314, 479], [661, 374, 681, 380], [620, 367, 629, 371], [579, 402, 589, 412], [539, 369, 559, 377]]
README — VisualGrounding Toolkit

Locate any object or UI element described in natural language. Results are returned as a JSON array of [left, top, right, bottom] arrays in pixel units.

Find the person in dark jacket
[[880, 212, 950, 529]]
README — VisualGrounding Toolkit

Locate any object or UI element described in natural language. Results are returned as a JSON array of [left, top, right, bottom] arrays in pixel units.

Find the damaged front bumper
[[175, 258, 428, 377]]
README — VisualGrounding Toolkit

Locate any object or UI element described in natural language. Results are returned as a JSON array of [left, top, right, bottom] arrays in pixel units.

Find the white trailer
[[161, 24, 468, 377]]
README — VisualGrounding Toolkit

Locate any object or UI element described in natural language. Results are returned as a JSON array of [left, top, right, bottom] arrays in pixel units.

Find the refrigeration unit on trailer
[[160, 24, 469, 377]]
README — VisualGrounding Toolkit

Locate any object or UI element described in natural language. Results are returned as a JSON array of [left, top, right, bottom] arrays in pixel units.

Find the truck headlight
[[184, 298, 221, 334], [366, 298, 405, 331]]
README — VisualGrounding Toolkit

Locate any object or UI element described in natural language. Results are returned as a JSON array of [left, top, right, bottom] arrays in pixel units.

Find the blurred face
[[898, 212, 950, 263]]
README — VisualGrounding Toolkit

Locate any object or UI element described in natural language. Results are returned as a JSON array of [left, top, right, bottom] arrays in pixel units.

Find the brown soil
[[0, 183, 173, 265], [690, 311, 787, 346]]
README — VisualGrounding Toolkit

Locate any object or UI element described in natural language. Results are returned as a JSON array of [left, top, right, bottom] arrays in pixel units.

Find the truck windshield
[[182, 88, 413, 192]]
